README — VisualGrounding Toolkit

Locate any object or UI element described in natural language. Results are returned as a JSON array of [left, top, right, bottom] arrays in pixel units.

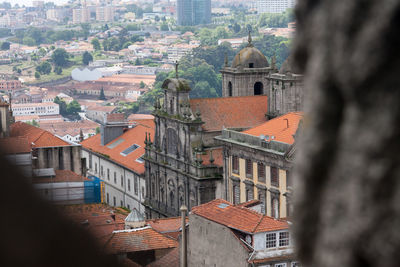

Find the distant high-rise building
[[96, 6, 114, 22], [257, 0, 296, 14], [72, 8, 90, 24], [177, 0, 211, 26]]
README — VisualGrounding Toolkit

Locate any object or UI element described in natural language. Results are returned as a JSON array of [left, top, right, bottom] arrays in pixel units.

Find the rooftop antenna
[[175, 60, 179, 79]]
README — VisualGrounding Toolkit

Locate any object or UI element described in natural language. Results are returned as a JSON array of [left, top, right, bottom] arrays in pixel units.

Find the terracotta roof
[[60, 204, 128, 239], [80, 120, 154, 174], [87, 106, 116, 112], [200, 147, 223, 167], [146, 217, 187, 239], [189, 96, 268, 132], [128, 114, 155, 121], [39, 120, 99, 137], [32, 170, 91, 183], [242, 112, 303, 145], [146, 247, 179, 267], [0, 136, 31, 154], [10, 121, 71, 148], [103, 227, 178, 254], [191, 199, 288, 234]]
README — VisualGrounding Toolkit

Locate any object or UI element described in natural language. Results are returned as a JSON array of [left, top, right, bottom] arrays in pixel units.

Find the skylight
[[107, 138, 124, 149], [120, 144, 140, 156], [136, 155, 145, 163], [218, 203, 229, 209]]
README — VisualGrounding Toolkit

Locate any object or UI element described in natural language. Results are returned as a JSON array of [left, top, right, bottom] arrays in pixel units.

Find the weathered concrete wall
[[293, 0, 400, 267], [188, 214, 249, 267]]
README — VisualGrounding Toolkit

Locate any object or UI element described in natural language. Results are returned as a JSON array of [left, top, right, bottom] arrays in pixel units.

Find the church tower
[[267, 55, 304, 118], [144, 67, 223, 218], [220, 32, 275, 97]]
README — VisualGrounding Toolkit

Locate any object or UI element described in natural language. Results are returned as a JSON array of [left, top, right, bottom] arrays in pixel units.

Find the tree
[[139, 81, 145, 88], [36, 61, 52, 75], [22, 37, 36, 46], [82, 51, 93, 65], [34, 71, 40, 79], [95, 127, 100, 134], [99, 88, 106, 100], [91, 38, 101, 50], [66, 100, 81, 115], [0, 42, 10, 50], [155, 15, 160, 22], [160, 23, 169, 31], [80, 23, 91, 39], [54, 66, 62, 75], [51, 48, 69, 67], [135, 58, 142, 65]]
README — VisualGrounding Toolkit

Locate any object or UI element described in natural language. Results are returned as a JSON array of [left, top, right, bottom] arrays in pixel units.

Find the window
[[106, 193, 109, 204], [246, 188, 253, 201], [113, 172, 116, 183], [232, 156, 239, 174], [275, 264, 287, 267], [128, 179, 131, 191], [291, 262, 299, 267], [107, 168, 110, 180], [95, 162, 98, 173], [254, 82, 263, 95], [127, 204, 130, 210], [286, 170, 292, 189], [89, 154, 92, 169], [233, 185, 240, 204], [258, 163, 265, 182], [121, 175, 123, 186], [272, 198, 279, 219], [113, 196, 116, 206], [120, 200, 123, 207], [101, 166, 103, 177], [134, 177, 138, 195], [120, 144, 140, 156], [266, 233, 276, 248], [246, 159, 252, 177], [259, 192, 266, 214], [228, 81, 232, 96], [279, 231, 290, 247], [136, 155, 144, 163], [271, 167, 279, 187], [249, 63, 254, 68]]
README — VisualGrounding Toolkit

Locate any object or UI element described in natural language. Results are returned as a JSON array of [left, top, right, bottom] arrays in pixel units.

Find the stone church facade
[[143, 78, 223, 218], [144, 35, 304, 219]]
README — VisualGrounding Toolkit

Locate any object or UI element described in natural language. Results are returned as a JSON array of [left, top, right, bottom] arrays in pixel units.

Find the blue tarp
[[84, 176, 102, 203]]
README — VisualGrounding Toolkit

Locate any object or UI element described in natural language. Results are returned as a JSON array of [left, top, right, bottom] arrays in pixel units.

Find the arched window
[[254, 82, 264, 95], [228, 81, 233, 96]]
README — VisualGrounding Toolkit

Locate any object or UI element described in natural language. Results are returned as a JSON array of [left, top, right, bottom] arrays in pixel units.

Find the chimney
[[180, 205, 187, 267], [100, 113, 128, 146], [283, 118, 289, 128]]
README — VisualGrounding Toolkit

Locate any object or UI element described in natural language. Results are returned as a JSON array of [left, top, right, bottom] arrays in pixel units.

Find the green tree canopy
[[36, 61, 52, 75], [66, 100, 81, 114], [51, 48, 70, 67], [82, 51, 93, 65], [91, 38, 101, 50], [0, 42, 10, 50]]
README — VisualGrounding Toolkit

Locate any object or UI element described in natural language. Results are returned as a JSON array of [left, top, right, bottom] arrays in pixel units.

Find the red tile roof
[[81, 120, 154, 174], [0, 136, 31, 154], [189, 96, 268, 132], [191, 199, 288, 234], [10, 121, 71, 148], [200, 147, 223, 167], [243, 112, 303, 145], [32, 170, 91, 184], [146, 217, 188, 239], [146, 247, 179, 267], [103, 227, 178, 254]]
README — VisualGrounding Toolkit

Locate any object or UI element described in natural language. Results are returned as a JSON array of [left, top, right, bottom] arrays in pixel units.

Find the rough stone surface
[[293, 1, 400, 267]]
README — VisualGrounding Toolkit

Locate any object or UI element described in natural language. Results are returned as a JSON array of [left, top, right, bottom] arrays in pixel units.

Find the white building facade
[[12, 102, 59, 116], [257, 0, 296, 14], [82, 149, 146, 213]]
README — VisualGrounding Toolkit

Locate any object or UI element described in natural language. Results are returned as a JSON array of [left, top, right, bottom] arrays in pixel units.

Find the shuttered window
[[232, 156, 239, 174], [233, 185, 240, 204], [258, 163, 265, 182], [246, 159, 252, 177], [271, 167, 279, 187]]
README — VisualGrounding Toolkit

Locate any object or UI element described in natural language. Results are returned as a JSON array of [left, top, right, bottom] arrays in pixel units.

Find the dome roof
[[232, 46, 269, 69], [279, 55, 301, 74]]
